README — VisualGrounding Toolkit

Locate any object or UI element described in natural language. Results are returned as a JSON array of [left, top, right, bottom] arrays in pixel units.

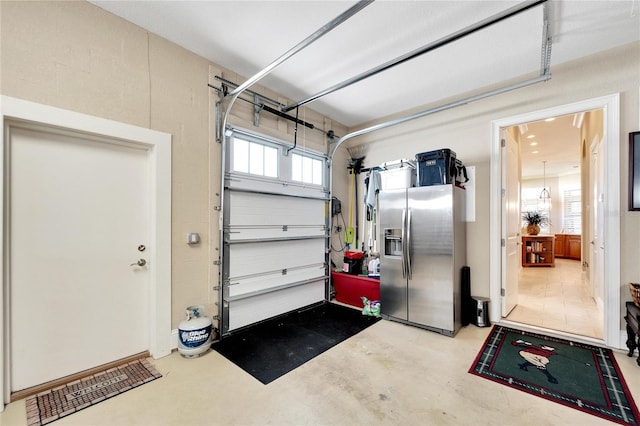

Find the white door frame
[[490, 93, 621, 349], [589, 135, 605, 311], [0, 96, 172, 410]]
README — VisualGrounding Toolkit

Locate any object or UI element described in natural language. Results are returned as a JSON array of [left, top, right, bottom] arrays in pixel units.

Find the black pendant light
[[539, 160, 551, 202]]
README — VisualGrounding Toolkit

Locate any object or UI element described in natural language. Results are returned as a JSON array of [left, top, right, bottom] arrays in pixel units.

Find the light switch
[[187, 233, 200, 245]]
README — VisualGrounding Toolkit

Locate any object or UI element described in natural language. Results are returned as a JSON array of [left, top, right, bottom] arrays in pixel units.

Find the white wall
[[0, 1, 348, 329], [335, 41, 640, 304]]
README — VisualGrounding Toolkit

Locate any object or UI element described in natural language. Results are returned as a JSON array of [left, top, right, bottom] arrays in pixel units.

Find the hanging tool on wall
[[354, 166, 359, 249], [363, 167, 382, 254], [345, 170, 355, 248], [346, 151, 365, 249]]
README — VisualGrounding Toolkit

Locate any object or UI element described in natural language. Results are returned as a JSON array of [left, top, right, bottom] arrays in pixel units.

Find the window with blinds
[[563, 188, 581, 234]]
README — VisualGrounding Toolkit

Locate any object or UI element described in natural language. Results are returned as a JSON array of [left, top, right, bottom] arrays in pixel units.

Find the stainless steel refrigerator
[[379, 184, 466, 336]]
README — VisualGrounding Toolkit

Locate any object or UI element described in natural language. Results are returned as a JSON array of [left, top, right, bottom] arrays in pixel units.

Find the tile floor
[[505, 258, 603, 339], [2, 311, 639, 425]]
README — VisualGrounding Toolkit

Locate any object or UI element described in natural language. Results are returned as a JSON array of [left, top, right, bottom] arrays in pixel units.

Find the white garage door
[[221, 129, 328, 335]]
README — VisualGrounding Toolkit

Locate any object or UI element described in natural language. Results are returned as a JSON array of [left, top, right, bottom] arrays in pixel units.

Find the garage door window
[[229, 131, 327, 192], [233, 137, 278, 178], [292, 153, 323, 186]]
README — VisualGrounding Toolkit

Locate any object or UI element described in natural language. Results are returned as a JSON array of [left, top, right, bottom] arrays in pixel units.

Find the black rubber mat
[[212, 302, 381, 384]]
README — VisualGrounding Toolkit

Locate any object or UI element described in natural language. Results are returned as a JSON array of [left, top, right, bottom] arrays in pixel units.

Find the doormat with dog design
[[25, 359, 162, 425], [469, 326, 639, 425]]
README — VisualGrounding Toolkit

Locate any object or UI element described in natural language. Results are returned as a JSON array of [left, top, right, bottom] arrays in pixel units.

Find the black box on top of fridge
[[415, 149, 457, 186]]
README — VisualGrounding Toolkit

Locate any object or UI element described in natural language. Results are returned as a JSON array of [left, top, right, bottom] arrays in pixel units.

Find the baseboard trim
[[171, 329, 178, 350]]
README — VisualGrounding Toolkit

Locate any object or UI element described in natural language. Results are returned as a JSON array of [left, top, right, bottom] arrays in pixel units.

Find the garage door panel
[[228, 192, 325, 227], [226, 174, 327, 199], [228, 239, 324, 278], [225, 280, 325, 332], [226, 265, 325, 299], [226, 226, 325, 242]]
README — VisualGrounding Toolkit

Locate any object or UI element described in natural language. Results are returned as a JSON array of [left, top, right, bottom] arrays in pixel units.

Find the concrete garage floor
[[2, 316, 639, 425]]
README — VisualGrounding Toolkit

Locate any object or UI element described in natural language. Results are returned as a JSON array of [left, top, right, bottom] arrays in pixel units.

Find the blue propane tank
[[178, 305, 213, 358]]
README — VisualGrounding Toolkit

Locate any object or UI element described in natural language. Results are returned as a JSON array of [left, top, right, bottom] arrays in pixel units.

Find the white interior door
[[9, 125, 150, 391], [502, 130, 520, 316], [590, 136, 605, 309]]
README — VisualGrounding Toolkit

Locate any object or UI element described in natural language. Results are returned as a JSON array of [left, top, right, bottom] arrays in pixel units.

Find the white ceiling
[[517, 113, 584, 179], [89, 0, 639, 174]]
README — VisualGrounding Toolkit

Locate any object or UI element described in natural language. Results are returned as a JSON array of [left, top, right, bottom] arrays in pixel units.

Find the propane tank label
[[179, 325, 212, 348]]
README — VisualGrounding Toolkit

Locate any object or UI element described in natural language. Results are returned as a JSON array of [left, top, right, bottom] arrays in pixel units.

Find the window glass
[[302, 156, 313, 183], [233, 139, 249, 173], [264, 146, 278, 178], [291, 153, 323, 185], [232, 137, 279, 178], [249, 143, 264, 175], [312, 157, 323, 185], [292, 153, 302, 182]]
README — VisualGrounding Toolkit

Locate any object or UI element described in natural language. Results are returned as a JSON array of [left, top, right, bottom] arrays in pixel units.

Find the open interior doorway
[[503, 110, 604, 339]]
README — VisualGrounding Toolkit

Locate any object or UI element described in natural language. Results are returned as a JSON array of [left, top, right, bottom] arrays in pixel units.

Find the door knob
[[130, 259, 147, 267]]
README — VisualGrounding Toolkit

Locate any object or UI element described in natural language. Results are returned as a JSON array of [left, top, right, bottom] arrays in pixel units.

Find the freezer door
[[379, 189, 407, 321], [407, 185, 454, 330]]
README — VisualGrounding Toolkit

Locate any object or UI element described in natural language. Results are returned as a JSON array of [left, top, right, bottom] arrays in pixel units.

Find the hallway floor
[[505, 258, 603, 339], [2, 313, 638, 425]]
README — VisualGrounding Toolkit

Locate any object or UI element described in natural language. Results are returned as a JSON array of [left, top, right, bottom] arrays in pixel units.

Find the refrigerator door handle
[[401, 208, 407, 278], [406, 208, 412, 280]]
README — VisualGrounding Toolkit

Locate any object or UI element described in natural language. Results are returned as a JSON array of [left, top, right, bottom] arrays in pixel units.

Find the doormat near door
[[25, 359, 162, 426], [212, 302, 381, 384], [469, 326, 640, 425]]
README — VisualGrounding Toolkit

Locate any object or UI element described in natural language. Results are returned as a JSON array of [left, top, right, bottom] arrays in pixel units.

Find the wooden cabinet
[[522, 235, 555, 267], [567, 235, 581, 260], [555, 235, 566, 258], [555, 234, 581, 260]]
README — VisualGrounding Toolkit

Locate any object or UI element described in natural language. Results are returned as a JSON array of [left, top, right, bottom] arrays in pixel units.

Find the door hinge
[[501, 288, 505, 297], [501, 188, 506, 197], [213, 205, 221, 211], [213, 260, 221, 266], [501, 238, 506, 247], [501, 138, 506, 148], [212, 315, 220, 321], [212, 285, 220, 291]]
